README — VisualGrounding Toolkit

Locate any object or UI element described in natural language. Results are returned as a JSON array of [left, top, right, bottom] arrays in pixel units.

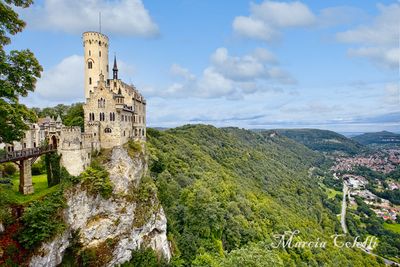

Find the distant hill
[[265, 128, 365, 155], [352, 131, 400, 145]]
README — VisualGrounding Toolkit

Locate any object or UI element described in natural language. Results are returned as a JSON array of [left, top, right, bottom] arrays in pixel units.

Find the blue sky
[[8, 0, 400, 132]]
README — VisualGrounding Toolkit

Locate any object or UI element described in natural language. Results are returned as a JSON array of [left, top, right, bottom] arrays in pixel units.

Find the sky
[[6, 0, 400, 133]]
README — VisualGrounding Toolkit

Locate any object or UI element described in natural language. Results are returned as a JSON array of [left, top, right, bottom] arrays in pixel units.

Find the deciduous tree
[[0, 0, 42, 143]]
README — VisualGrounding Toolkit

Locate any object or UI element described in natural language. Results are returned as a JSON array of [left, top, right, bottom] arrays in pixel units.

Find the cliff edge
[[29, 144, 171, 266]]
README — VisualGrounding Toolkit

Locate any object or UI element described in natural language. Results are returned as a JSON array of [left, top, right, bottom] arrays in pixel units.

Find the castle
[[2, 31, 147, 177]]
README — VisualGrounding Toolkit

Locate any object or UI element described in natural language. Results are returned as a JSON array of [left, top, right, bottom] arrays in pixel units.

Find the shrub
[[18, 190, 66, 248], [3, 163, 17, 177], [80, 167, 113, 199], [121, 247, 160, 267], [126, 140, 142, 158], [32, 158, 46, 175]]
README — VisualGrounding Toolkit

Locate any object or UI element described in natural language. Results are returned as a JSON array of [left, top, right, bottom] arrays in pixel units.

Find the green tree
[[64, 103, 84, 129], [0, 0, 42, 143]]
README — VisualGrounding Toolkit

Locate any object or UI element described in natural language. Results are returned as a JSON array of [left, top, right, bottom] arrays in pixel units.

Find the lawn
[[319, 182, 341, 199], [0, 173, 60, 205], [383, 223, 400, 234]]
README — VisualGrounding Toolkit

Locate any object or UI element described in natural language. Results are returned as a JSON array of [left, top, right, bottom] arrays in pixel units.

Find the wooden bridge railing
[[0, 144, 57, 164]]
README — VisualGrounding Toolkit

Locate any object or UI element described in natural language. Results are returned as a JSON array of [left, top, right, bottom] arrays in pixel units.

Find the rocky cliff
[[29, 145, 171, 267]]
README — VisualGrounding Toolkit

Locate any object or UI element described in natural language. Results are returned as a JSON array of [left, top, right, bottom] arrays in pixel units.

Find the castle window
[[99, 112, 105, 121], [104, 128, 112, 133], [123, 131, 125, 136], [88, 61, 93, 69], [89, 77, 92, 85], [99, 51, 101, 57], [89, 50, 91, 56]]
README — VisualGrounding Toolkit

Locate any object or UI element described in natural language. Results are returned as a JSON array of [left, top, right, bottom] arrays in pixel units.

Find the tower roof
[[113, 55, 118, 71]]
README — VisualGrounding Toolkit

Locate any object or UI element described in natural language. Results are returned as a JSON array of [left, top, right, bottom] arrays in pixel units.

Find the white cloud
[[170, 64, 195, 80], [21, 0, 158, 37], [318, 6, 367, 27], [251, 1, 316, 27], [154, 47, 293, 99], [233, 16, 277, 41], [336, 3, 400, 69], [35, 55, 84, 102], [233, 0, 316, 41]]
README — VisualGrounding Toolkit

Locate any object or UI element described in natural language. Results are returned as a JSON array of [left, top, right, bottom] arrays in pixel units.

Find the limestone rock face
[[29, 146, 171, 267]]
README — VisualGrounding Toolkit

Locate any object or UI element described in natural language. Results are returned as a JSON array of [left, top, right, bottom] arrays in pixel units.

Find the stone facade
[[2, 31, 147, 177], [61, 31, 147, 175]]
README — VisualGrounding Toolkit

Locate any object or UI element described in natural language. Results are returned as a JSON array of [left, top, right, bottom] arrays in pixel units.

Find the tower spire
[[113, 54, 118, 80]]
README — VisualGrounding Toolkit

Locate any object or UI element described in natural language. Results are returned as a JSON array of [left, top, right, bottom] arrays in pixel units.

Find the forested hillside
[[271, 128, 365, 155], [352, 131, 400, 146], [147, 125, 382, 266]]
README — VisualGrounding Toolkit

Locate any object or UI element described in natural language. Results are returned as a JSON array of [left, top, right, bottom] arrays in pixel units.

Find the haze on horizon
[[8, 0, 400, 133]]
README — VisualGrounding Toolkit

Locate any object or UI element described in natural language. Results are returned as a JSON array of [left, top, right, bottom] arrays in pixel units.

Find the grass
[[383, 223, 400, 234], [0, 173, 60, 205], [319, 182, 341, 199]]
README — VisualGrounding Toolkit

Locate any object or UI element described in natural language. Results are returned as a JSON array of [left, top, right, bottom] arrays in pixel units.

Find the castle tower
[[82, 31, 109, 99]]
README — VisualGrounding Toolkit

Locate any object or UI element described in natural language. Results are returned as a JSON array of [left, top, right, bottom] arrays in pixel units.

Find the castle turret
[[113, 55, 118, 80], [82, 31, 109, 99]]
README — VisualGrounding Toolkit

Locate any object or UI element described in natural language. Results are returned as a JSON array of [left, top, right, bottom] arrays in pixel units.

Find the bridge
[[0, 145, 57, 195]]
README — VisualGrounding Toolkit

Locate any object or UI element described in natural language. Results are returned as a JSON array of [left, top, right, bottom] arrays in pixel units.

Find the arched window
[[89, 77, 92, 85], [104, 128, 112, 133], [89, 50, 91, 56], [112, 112, 115, 121], [88, 61, 93, 69], [110, 112, 113, 121]]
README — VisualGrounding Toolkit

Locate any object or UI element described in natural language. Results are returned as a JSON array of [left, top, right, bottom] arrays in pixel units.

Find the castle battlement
[[82, 31, 109, 43], [61, 126, 82, 133]]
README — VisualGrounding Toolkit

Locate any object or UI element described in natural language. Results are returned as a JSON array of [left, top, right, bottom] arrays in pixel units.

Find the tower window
[[99, 51, 101, 57], [89, 50, 91, 56], [88, 61, 93, 69], [104, 128, 112, 133], [89, 77, 92, 85]]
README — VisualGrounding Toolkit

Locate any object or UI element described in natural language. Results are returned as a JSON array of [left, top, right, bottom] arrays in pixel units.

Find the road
[[361, 248, 400, 266], [340, 183, 348, 234], [339, 181, 399, 266]]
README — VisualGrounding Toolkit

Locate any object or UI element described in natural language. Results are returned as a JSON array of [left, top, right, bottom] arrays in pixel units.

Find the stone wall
[[59, 127, 92, 176]]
